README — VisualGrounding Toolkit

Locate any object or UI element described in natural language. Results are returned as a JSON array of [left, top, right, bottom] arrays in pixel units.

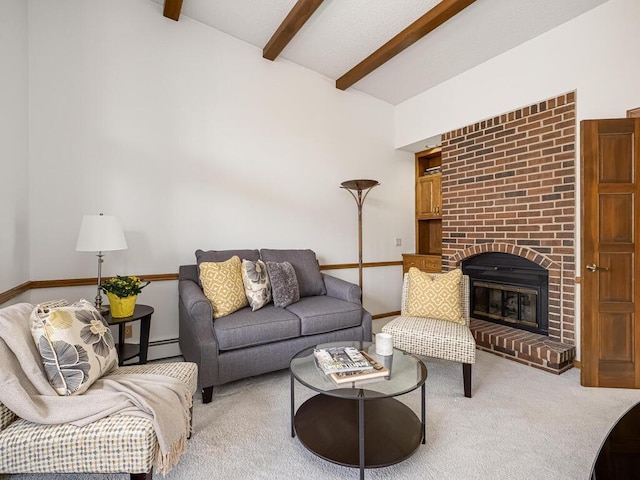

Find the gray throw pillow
[[260, 249, 326, 297], [266, 261, 300, 308], [241, 259, 271, 311]]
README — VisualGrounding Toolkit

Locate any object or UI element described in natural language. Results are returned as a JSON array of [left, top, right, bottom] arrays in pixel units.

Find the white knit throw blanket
[[0, 303, 192, 475]]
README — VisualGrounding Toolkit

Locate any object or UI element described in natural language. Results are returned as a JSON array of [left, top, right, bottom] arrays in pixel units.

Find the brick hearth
[[471, 319, 575, 374], [440, 92, 577, 370]]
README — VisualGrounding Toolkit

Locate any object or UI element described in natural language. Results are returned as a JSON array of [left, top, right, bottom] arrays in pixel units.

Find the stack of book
[[313, 346, 390, 385], [423, 166, 441, 176]]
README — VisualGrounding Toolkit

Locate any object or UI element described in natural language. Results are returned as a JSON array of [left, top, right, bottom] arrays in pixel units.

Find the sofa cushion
[[195, 249, 260, 286], [260, 249, 326, 298], [30, 300, 118, 396], [266, 261, 300, 308], [199, 256, 249, 319], [285, 296, 362, 336], [213, 305, 300, 351], [241, 259, 271, 311]]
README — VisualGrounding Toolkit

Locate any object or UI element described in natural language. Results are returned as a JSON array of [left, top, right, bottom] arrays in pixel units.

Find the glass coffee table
[[290, 340, 427, 480]]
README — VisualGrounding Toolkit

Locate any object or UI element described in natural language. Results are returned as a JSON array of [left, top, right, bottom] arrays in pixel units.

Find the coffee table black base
[[294, 392, 423, 469]]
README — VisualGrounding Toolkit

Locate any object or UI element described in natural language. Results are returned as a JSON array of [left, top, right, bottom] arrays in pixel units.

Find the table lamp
[[76, 213, 128, 313]]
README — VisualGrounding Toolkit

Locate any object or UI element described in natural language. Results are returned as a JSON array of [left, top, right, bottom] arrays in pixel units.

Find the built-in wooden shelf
[[403, 146, 443, 274]]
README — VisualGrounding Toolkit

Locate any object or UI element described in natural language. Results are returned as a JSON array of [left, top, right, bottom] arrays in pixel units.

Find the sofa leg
[[463, 363, 472, 398], [131, 472, 152, 480], [202, 386, 213, 404]]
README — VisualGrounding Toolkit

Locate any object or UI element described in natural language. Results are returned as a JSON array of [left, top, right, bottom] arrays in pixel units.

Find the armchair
[[382, 272, 476, 397], [0, 302, 198, 480]]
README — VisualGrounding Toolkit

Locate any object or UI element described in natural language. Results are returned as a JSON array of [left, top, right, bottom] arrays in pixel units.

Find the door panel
[[599, 134, 634, 183], [599, 194, 634, 243], [581, 118, 640, 388], [598, 313, 633, 362], [598, 253, 633, 302]]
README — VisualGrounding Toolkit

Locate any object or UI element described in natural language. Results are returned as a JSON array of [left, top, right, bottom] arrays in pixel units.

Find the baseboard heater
[[147, 337, 182, 362], [149, 338, 179, 347]]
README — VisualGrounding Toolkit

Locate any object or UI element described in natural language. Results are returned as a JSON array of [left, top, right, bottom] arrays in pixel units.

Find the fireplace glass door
[[473, 281, 538, 329]]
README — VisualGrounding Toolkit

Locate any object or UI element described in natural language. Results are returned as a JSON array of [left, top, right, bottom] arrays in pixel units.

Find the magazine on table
[[313, 346, 374, 374], [329, 351, 390, 385]]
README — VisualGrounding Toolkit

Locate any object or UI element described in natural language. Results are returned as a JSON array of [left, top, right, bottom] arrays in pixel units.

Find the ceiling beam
[[336, 0, 477, 91], [263, 0, 324, 61], [163, 0, 183, 21]]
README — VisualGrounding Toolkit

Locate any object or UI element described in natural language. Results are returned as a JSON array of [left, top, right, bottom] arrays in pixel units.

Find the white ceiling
[[152, 0, 608, 105]]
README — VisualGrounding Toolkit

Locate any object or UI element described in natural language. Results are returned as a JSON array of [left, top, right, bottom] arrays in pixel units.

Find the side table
[[290, 341, 427, 480], [104, 304, 154, 366]]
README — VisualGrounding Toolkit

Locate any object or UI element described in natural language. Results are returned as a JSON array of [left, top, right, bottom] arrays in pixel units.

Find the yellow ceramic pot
[[107, 292, 137, 318]]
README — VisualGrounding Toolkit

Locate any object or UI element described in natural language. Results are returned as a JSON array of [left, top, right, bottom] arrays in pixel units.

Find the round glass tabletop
[[290, 340, 427, 399]]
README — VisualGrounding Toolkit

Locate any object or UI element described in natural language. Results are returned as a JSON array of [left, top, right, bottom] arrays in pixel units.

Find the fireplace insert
[[461, 252, 548, 335]]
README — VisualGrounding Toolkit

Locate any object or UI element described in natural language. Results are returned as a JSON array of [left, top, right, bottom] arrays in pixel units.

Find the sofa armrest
[[179, 278, 213, 324], [322, 273, 361, 304], [178, 278, 220, 389]]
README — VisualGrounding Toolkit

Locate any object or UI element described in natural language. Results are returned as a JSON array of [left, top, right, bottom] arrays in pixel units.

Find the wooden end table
[[104, 304, 154, 366]]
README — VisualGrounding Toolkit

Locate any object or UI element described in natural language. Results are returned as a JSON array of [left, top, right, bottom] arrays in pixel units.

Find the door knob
[[586, 263, 608, 272]]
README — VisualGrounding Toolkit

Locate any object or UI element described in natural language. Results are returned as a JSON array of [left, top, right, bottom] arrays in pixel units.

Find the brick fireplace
[[441, 92, 577, 373]]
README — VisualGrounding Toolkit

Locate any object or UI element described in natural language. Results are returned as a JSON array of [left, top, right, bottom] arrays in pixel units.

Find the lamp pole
[[340, 179, 380, 293], [95, 251, 105, 312]]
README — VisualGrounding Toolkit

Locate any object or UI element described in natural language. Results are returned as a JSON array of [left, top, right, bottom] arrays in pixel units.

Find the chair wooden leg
[[131, 472, 152, 480], [202, 386, 213, 404], [463, 363, 472, 398]]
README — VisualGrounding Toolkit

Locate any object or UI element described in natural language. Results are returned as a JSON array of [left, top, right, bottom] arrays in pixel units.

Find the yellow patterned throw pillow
[[199, 256, 249, 319], [406, 268, 464, 324]]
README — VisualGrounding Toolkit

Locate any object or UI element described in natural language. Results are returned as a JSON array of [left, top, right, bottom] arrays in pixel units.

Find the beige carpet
[[4, 348, 640, 480]]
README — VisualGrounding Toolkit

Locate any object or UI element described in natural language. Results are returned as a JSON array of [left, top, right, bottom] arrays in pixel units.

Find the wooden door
[[581, 118, 640, 388]]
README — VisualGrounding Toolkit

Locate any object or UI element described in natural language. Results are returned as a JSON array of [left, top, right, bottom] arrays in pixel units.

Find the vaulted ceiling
[[155, 0, 608, 105]]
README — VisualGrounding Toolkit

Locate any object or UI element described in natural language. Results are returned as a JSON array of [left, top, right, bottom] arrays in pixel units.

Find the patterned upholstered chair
[[0, 362, 198, 480], [382, 272, 476, 397]]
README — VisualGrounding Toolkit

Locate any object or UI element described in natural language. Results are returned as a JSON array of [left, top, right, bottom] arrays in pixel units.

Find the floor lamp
[[340, 179, 380, 293]]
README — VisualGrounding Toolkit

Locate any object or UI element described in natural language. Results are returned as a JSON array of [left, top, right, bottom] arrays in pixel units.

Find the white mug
[[375, 332, 394, 356]]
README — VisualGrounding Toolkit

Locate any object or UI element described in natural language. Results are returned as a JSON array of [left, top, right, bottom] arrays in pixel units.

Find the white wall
[[395, 0, 640, 148], [0, 0, 30, 296], [394, 0, 640, 360], [25, 0, 414, 357]]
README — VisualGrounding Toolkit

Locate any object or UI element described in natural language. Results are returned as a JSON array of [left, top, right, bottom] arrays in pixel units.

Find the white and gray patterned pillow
[[266, 261, 300, 308], [242, 259, 272, 311], [30, 299, 118, 396]]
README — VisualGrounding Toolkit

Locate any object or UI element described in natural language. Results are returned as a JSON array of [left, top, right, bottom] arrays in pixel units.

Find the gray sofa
[[178, 249, 372, 403]]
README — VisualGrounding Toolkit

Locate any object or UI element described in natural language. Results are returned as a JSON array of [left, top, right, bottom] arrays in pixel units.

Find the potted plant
[[100, 275, 150, 318]]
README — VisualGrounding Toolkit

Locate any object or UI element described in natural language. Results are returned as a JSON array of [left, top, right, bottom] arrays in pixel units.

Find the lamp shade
[[75, 214, 128, 252]]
